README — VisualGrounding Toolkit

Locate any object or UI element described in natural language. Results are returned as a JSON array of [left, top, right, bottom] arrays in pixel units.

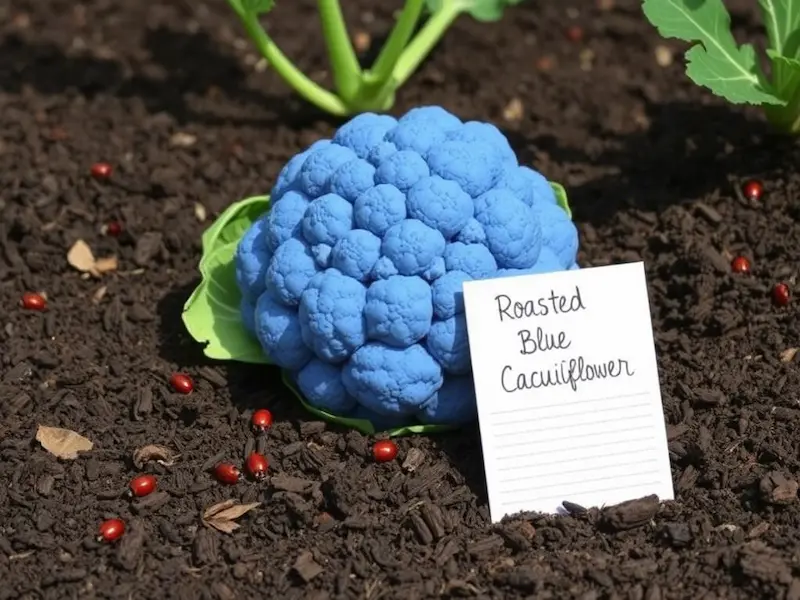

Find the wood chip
[[193, 203, 207, 222], [202, 500, 261, 534], [94, 256, 118, 274], [132, 444, 178, 469], [35, 425, 93, 460], [502, 97, 524, 122], [169, 132, 197, 147], [292, 551, 324, 583], [779, 348, 798, 363]]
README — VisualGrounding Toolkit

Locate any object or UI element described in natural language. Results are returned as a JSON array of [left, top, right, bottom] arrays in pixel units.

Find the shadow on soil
[[505, 101, 796, 228], [0, 28, 341, 129], [156, 281, 490, 504]]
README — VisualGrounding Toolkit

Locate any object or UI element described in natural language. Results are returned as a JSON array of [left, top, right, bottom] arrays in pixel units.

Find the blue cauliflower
[[234, 106, 580, 428]]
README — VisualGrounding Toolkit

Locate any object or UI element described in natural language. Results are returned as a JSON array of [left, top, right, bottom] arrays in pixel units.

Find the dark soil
[[2, 0, 800, 598]]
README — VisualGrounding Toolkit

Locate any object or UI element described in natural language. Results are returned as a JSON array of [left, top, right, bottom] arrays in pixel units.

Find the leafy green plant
[[181, 183, 572, 436], [225, 0, 525, 116], [642, 0, 800, 134]]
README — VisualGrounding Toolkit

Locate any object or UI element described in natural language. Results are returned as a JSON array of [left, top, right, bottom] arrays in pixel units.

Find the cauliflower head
[[234, 106, 579, 427]]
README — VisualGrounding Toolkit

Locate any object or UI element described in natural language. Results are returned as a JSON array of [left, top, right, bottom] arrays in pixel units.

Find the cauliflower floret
[[265, 238, 320, 306], [474, 189, 542, 268], [364, 275, 432, 347], [254, 293, 313, 370], [374, 150, 430, 192], [380, 219, 446, 276], [265, 190, 310, 252], [417, 375, 477, 425], [443, 242, 497, 279], [342, 342, 443, 416], [298, 269, 367, 363], [297, 358, 357, 414], [427, 140, 504, 197], [234, 215, 271, 303], [297, 143, 358, 198], [426, 313, 471, 375], [406, 176, 473, 239], [236, 104, 581, 430], [332, 113, 397, 159], [330, 229, 381, 281], [431, 270, 472, 320], [353, 184, 407, 237], [301, 193, 354, 246], [329, 159, 376, 203]]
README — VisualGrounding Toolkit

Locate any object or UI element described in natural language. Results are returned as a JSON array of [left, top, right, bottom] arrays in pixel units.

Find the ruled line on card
[[489, 391, 651, 417], [496, 446, 656, 473], [493, 401, 653, 427], [500, 480, 665, 510], [495, 435, 657, 461], [494, 423, 653, 451], [501, 469, 659, 495], [497, 458, 659, 485], [493, 411, 653, 439]]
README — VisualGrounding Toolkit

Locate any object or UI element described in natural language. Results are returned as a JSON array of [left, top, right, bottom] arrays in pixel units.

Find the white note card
[[462, 261, 674, 523]]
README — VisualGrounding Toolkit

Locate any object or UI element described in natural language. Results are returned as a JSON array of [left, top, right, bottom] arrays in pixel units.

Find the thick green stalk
[[236, 11, 349, 116], [317, 0, 362, 101], [390, 2, 462, 89], [369, 0, 426, 83]]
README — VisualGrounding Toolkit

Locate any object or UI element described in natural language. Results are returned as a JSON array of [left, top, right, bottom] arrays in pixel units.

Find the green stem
[[369, 0, 426, 83], [232, 6, 349, 116], [317, 0, 362, 101], [390, 2, 462, 89]]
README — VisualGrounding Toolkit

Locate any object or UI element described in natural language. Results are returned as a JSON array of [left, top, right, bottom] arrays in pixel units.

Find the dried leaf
[[67, 239, 97, 275], [203, 499, 236, 520], [132, 444, 178, 469], [36, 425, 93, 459], [202, 500, 260, 534], [94, 256, 118, 273]]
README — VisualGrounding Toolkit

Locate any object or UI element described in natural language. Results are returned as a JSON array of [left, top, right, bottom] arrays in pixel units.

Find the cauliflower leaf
[[184, 196, 273, 364]]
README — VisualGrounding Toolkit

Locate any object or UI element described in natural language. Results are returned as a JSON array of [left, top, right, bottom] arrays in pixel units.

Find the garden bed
[[2, 0, 800, 598]]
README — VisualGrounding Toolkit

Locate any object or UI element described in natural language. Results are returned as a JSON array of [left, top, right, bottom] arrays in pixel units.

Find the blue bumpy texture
[[234, 106, 580, 427]]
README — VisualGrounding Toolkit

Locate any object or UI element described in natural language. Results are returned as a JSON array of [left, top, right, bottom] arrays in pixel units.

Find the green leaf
[[201, 195, 271, 258], [642, 0, 783, 105], [183, 241, 271, 364], [183, 195, 272, 364], [280, 371, 459, 437], [764, 52, 800, 132], [758, 0, 800, 58], [241, 0, 275, 15], [549, 181, 572, 220], [425, 0, 527, 22]]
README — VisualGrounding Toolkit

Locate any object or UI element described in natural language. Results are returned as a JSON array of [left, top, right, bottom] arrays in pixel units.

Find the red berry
[[372, 440, 398, 463], [565, 25, 584, 42], [742, 179, 763, 201], [251, 409, 273, 433], [90, 162, 113, 180], [214, 462, 241, 485], [773, 282, 791, 307], [731, 256, 751, 274], [245, 452, 269, 480], [20, 292, 46, 311], [129, 474, 157, 498], [98, 518, 125, 542], [105, 221, 123, 237], [169, 373, 193, 394]]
